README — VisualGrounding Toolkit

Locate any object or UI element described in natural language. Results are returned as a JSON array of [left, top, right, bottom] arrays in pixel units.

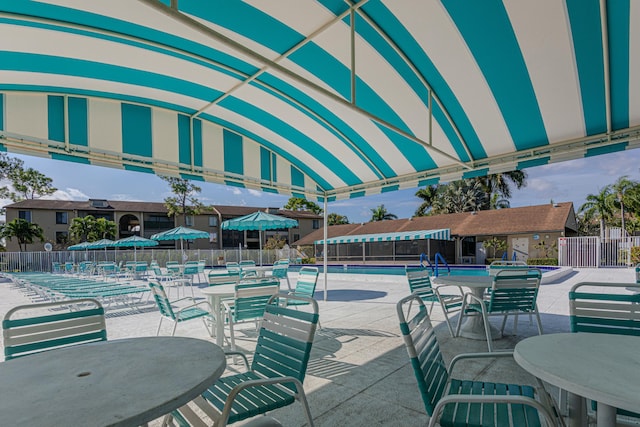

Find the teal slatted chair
[[456, 268, 543, 351], [397, 294, 560, 427], [271, 264, 292, 291], [569, 282, 640, 420], [148, 281, 212, 336], [225, 262, 241, 276], [224, 278, 281, 351], [287, 266, 319, 306], [173, 264, 199, 298], [166, 292, 319, 427], [3, 298, 107, 360], [405, 268, 463, 337]]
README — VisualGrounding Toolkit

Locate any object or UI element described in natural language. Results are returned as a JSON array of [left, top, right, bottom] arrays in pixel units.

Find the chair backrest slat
[[292, 267, 319, 298], [570, 282, 640, 335], [488, 269, 541, 313], [233, 280, 280, 322], [397, 294, 448, 415], [251, 294, 319, 390], [3, 298, 107, 360], [406, 270, 435, 300], [149, 281, 177, 320]]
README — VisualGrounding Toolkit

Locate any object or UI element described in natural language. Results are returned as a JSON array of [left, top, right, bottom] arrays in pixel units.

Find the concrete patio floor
[[0, 267, 635, 426]]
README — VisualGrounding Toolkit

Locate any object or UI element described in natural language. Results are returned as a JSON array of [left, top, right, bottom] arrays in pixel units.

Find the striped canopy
[[0, 2, 638, 201], [316, 228, 450, 245]]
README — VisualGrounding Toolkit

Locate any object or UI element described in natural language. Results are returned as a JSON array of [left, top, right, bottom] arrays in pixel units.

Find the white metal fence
[[558, 236, 640, 267], [0, 247, 307, 273]]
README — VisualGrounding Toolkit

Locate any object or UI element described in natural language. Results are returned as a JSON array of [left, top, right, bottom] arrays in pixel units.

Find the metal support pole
[[323, 199, 328, 301]]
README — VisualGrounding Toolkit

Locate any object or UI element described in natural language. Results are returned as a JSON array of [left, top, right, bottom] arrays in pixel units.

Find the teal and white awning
[[0, 2, 638, 200], [315, 229, 450, 245]]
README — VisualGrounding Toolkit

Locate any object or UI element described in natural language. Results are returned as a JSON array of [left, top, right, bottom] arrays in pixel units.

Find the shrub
[[527, 258, 558, 266], [301, 257, 316, 264], [631, 247, 640, 264]]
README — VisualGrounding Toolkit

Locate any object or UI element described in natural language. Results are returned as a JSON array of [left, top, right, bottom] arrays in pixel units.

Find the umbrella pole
[[259, 229, 263, 266]]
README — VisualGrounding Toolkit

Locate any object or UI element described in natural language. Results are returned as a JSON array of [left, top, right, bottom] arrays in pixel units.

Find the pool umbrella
[[150, 226, 209, 259], [87, 239, 115, 261], [112, 235, 158, 262], [221, 211, 298, 265], [68, 241, 91, 251]]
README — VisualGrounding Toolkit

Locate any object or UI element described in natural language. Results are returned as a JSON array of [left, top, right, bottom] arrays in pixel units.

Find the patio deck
[[0, 267, 634, 426]]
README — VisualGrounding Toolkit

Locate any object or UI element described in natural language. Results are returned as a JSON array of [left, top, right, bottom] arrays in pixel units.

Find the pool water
[[289, 264, 557, 276]]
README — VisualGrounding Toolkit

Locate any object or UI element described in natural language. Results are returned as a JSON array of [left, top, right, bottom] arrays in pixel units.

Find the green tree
[[283, 197, 323, 215], [5, 167, 57, 201], [482, 237, 508, 259], [611, 176, 638, 234], [474, 171, 527, 210], [69, 215, 116, 242], [264, 234, 286, 250], [1, 218, 45, 251], [0, 154, 25, 201], [414, 185, 439, 217], [431, 180, 486, 214], [92, 217, 117, 240], [161, 177, 205, 224], [579, 186, 616, 238], [327, 213, 349, 225], [370, 204, 397, 222]]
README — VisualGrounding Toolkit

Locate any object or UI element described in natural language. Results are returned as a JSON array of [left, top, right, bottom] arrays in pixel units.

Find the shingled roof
[[294, 202, 577, 245]]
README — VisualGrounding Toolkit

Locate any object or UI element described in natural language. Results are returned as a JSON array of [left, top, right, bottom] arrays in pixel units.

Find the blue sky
[[5, 148, 640, 223]]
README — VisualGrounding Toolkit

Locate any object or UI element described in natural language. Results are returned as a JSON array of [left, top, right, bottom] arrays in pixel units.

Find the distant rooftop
[[294, 202, 577, 245]]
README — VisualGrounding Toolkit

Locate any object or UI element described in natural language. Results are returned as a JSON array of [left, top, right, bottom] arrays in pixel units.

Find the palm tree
[[327, 213, 349, 225], [69, 215, 96, 243], [611, 176, 637, 234], [474, 171, 527, 210], [414, 185, 439, 216], [579, 186, 616, 238], [370, 205, 398, 222], [1, 218, 45, 251], [432, 180, 486, 214]]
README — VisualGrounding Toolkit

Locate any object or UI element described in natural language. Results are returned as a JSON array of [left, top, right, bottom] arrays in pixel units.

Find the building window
[[312, 219, 319, 229], [209, 216, 218, 227], [293, 234, 300, 242], [56, 212, 68, 224], [185, 215, 194, 226], [55, 232, 69, 244], [18, 210, 32, 222]]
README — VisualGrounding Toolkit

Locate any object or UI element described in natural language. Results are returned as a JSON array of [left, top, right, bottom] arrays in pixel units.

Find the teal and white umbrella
[[68, 241, 91, 251], [113, 235, 158, 262], [86, 238, 115, 261], [151, 226, 210, 258], [221, 212, 298, 265]]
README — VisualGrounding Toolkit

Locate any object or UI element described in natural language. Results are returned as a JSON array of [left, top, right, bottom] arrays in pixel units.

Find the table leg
[[458, 287, 501, 340], [596, 403, 616, 427], [567, 392, 587, 427], [213, 296, 226, 347]]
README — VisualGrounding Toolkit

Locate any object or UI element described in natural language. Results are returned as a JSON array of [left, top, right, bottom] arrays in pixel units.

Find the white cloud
[[42, 188, 90, 201], [108, 193, 143, 202]]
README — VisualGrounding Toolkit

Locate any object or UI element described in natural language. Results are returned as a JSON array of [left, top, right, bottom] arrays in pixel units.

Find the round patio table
[[514, 333, 640, 427], [432, 275, 500, 340], [0, 336, 225, 426]]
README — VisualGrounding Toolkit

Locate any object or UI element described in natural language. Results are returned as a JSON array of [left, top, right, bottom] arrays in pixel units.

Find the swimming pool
[[289, 264, 559, 276]]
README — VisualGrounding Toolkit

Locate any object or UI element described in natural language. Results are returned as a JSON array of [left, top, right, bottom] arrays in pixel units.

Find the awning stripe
[[0, 1, 638, 202], [314, 229, 451, 245]]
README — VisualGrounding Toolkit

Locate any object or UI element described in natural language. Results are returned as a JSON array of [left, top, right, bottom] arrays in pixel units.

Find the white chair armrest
[[219, 376, 305, 427]]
